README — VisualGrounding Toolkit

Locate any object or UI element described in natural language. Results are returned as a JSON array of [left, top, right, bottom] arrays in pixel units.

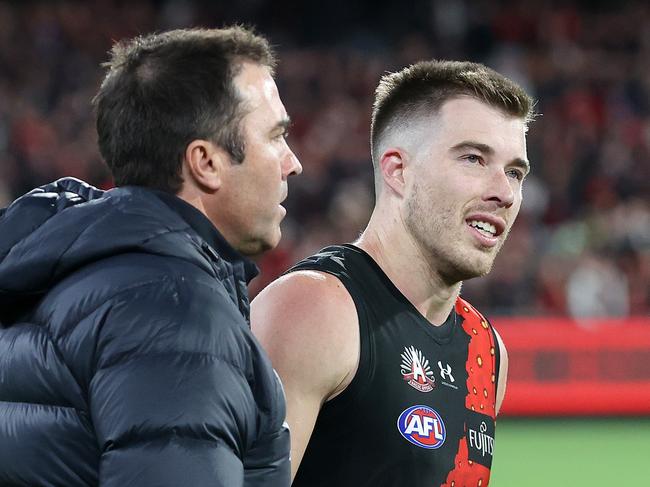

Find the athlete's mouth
[[465, 214, 506, 239], [468, 220, 497, 238]]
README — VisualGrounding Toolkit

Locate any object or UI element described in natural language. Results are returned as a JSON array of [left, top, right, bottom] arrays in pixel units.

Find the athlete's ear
[[183, 139, 229, 192], [380, 147, 407, 197]]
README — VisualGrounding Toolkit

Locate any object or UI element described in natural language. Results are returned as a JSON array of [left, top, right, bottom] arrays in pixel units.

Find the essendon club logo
[[397, 405, 446, 449], [400, 346, 435, 392]]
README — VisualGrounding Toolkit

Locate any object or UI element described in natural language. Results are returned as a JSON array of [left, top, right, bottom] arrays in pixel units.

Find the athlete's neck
[[355, 215, 461, 326]]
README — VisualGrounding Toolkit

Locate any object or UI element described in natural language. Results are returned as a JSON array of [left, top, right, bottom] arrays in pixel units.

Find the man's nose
[[484, 168, 515, 208], [284, 148, 302, 178]]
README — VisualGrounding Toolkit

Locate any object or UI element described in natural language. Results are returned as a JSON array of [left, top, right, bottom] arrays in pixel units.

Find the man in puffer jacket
[[0, 26, 302, 486]]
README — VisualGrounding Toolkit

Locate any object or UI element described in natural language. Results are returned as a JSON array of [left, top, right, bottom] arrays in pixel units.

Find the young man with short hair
[[253, 60, 534, 487]]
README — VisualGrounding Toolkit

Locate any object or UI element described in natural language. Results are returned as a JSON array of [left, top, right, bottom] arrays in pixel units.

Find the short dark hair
[[94, 26, 276, 193], [370, 60, 535, 166]]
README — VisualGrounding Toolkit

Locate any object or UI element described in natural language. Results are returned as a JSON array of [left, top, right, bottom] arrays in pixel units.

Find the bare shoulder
[[251, 270, 359, 399], [252, 270, 357, 342], [492, 327, 509, 415], [492, 327, 508, 372]]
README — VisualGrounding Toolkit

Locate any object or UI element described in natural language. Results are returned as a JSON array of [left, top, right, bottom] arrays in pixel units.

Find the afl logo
[[397, 405, 446, 449]]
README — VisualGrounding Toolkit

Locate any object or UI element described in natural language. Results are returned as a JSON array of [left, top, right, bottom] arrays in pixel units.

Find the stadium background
[[1, 0, 648, 485]]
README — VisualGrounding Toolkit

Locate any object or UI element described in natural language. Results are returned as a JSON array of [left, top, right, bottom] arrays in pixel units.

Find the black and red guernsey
[[289, 245, 501, 487]]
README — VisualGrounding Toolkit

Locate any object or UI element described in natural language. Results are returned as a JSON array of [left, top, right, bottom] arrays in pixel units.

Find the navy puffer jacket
[[0, 178, 290, 486]]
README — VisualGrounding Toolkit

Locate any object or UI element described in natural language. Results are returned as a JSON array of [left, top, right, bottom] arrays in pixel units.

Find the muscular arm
[[493, 327, 509, 415], [251, 271, 359, 481]]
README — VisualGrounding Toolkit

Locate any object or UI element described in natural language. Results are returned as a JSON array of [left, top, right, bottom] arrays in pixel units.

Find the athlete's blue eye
[[506, 168, 524, 181], [464, 154, 484, 165]]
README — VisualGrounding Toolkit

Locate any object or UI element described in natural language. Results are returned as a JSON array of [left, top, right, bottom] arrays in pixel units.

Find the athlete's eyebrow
[[450, 140, 530, 176]]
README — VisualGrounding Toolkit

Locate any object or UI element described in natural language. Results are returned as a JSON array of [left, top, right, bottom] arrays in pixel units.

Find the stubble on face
[[396, 97, 527, 285], [403, 169, 512, 285]]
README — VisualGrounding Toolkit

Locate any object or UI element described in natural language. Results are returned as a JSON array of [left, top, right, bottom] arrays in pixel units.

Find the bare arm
[[251, 271, 359, 481], [493, 327, 509, 415]]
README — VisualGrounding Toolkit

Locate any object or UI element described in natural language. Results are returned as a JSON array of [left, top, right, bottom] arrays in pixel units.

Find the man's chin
[[445, 254, 495, 283], [237, 230, 281, 257]]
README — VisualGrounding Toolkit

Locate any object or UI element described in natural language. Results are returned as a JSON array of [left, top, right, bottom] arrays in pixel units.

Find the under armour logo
[[438, 361, 455, 382]]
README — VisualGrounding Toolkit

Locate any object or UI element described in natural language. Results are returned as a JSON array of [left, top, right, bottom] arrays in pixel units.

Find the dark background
[[0, 0, 648, 317]]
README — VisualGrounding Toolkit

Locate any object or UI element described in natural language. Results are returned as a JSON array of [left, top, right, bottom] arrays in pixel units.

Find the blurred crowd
[[0, 0, 648, 317]]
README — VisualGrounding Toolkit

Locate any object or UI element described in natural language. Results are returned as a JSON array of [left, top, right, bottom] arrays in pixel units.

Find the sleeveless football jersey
[[289, 244, 501, 487]]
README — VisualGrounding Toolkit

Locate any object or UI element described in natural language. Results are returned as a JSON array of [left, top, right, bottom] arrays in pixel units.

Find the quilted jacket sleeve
[[88, 277, 258, 487]]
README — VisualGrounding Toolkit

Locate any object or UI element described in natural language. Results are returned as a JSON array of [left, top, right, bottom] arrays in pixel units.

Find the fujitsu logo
[[468, 421, 494, 458], [400, 346, 435, 392]]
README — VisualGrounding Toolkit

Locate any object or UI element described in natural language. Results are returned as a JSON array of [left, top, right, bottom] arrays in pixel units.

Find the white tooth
[[469, 220, 496, 236]]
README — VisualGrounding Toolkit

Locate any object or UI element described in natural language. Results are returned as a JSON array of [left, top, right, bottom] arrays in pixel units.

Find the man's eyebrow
[[272, 117, 292, 133], [450, 140, 530, 174]]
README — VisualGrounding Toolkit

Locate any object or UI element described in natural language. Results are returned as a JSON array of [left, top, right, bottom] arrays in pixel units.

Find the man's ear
[[183, 139, 229, 192], [380, 147, 408, 197]]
